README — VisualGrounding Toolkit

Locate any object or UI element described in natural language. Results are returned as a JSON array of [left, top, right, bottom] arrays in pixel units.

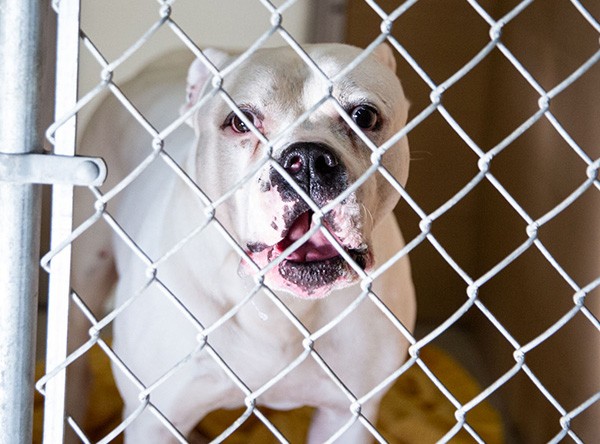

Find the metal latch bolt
[[0, 153, 106, 187]]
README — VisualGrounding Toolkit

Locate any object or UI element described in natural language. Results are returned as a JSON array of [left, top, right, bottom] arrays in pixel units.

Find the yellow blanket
[[34, 346, 503, 443]]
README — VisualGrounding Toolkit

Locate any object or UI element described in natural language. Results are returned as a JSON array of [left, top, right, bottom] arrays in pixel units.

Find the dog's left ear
[[181, 48, 230, 121], [371, 43, 397, 73]]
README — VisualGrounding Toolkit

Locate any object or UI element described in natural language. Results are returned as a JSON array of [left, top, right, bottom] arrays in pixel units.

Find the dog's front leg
[[122, 405, 210, 444], [117, 366, 229, 444], [307, 404, 378, 444]]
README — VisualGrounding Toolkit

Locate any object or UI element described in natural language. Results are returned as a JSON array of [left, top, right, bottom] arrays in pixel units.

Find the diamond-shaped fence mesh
[[30, 0, 599, 443]]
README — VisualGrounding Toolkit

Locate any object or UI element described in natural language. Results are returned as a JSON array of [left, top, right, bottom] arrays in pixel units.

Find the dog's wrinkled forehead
[[224, 52, 309, 116]]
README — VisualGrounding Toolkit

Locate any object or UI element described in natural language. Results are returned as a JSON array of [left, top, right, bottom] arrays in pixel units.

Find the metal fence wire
[[33, 0, 599, 443]]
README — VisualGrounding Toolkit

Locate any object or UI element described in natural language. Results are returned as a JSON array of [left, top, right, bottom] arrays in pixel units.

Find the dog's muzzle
[[242, 142, 372, 299]]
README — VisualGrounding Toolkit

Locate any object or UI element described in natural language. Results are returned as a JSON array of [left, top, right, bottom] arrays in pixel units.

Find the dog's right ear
[[371, 43, 397, 73], [181, 48, 230, 122]]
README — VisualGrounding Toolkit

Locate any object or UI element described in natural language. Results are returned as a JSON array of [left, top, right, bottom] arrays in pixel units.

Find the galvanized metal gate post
[[0, 0, 42, 443], [0, 0, 102, 441]]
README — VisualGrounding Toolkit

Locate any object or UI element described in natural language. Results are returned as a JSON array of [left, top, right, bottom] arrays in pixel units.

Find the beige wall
[[346, 1, 599, 442], [78, 0, 310, 91]]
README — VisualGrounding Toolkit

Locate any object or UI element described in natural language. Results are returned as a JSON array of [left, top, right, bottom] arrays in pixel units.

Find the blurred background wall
[[77, 0, 312, 99]]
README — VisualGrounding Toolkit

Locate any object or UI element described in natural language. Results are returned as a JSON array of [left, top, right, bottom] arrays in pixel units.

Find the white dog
[[72, 43, 415, 443]]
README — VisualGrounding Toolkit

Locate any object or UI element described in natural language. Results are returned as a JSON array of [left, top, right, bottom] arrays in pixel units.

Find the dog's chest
[[196, 312, 342, 410]]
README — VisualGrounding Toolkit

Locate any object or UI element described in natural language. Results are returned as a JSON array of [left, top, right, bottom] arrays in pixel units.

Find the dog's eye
[[350, 105, 379, 130], [228, 111, 255, 133]]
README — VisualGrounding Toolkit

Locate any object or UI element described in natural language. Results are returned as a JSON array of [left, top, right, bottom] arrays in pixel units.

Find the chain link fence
[[28, 0, 600, 443]]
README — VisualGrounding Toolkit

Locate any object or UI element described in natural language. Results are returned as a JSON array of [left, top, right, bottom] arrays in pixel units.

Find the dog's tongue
[[281, 212, 339, 262]]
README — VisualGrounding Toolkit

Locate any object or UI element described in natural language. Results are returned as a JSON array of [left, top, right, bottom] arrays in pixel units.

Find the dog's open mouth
[[244, 211, 370, 298], [277, 211, 340, 262]]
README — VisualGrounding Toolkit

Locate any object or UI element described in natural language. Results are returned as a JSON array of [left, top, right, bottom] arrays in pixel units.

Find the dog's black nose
[[279, 142, 346, 201], [270, 143, 347, 206]]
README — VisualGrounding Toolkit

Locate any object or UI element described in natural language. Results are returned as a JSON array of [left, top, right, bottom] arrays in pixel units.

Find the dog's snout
[[280, 143, 345, 197]]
